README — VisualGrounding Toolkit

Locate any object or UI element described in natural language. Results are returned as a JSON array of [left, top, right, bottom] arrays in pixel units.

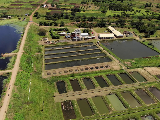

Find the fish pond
[[106, 75, 122, 86], [150, 40, 160, 51], [94, 76, 109, 88], [70, 79, 81, 91], [130, 72, 147, 82], [56, 81, 67, 94], [141, 115, 154, 120], [148, 87, 160, 100], [101, 40, 159, 59], [118, 73, 135, 84], [82, 78, 95, 90], [0, 57, 10, 70]]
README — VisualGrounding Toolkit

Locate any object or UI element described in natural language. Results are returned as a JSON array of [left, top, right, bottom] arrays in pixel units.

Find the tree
[[60, 21, 64, 27], [38, 28, 47, 36]]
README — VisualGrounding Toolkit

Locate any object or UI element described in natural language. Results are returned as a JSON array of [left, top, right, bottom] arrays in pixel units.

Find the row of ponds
[[56, 72, 146, 93], [61, 87, 160, 119], [44, 44, 111, 70]]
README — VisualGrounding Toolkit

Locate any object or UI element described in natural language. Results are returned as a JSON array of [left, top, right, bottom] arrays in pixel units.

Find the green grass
[[93, 27, 108, 33]]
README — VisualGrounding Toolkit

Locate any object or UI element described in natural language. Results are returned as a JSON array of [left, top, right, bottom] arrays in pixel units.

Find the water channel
[[107, 94, 126, 111], [0, 58, 10, 70], [77, 99, 93, 117], [106, 75, 122, 86], [61, 100, 76, 120], [148, 87, 160, 100], [101, 40, 159, 59], [130, 71, 147, 82], [94, 76, 109, 88], [70, 79, 81, 91], [121, 92, 141, 108], [92, 96, 109, 114], [82, 78, 95, 90], [135, 89, 154, 104], [118, 73, 135, 84], [56, 81, 67, 94]]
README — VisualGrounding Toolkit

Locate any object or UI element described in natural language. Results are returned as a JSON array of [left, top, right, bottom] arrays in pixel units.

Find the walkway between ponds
[[1, 53, 17, 57], [0, 70, 12, 75]]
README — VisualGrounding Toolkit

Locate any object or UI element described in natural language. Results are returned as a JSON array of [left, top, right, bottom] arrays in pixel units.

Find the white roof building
[[81, 33, 89, 37], [108, 26, 123, 37], [99, 34, 114, 38]]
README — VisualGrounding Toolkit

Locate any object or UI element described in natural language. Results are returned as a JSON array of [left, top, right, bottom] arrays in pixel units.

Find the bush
[[38, 28, 47, 36]]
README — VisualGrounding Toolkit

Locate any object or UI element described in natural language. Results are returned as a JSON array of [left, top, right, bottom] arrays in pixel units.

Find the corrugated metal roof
[[99, 34, 114, 38]]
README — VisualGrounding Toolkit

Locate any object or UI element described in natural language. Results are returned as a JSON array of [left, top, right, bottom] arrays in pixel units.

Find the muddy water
[[94, 76, 109, 88], [56, 81, 67, 94], [148, 87, 160, 100], [107, 94, 126, 111], [61, 100, 76, 120], [151, 40, 160, 51], [135, 89, 154, 104], [92, 96, 109, 114], [0, 76, 7, 97], [130, 71, 147, 82], [83, 78, 95, 90], [77, 99, 93, 117], [45, 46, 97, 54], [45, 49, 101, 59], [45, 57, 111, 70], [118, 73, 135, 84], [106, 75, 122, 86], [101, 40, 159, 59], [0, 58, 10, 70], [70, 79, 81, 91], [121, 92, 141, 108], [45, 53, 105, 63], [141, 115, 154, 120]]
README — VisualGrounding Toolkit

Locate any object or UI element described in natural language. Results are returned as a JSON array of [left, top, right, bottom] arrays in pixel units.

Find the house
[[98, 34, 114, 39], [108, 26, 123, 38]]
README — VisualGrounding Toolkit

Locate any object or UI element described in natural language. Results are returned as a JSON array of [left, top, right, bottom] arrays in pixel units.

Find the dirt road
[[0, 0, 47, 120]]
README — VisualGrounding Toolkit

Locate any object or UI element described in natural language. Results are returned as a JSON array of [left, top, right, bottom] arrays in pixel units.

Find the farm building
[[108, 26, 123, 38], [58, 32, 66, 36], [81, 33, 89, 38], [98, 34, 114, 39]]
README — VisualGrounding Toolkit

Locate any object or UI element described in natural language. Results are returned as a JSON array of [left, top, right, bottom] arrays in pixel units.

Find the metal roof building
[[108, 26, 123, 38], [98, 34, 114, 39]]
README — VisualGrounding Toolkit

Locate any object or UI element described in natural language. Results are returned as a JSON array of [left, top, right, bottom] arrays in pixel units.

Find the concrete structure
[[98, 33, 114, 39], [108, 26, 123, 38]]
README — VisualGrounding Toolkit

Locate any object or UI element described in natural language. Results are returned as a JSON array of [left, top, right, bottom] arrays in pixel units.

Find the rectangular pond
[[70, 79, 81, 91], [56, 81, 67, 94], [141, 115, 154, 120], [101, 40, 159, 59], [107, 94, 126, 111], [61, 100, 76, 120], [130, 71, 147, 82], [45, 57, 111, 70], [118, 73, 135, 84], [106, 75, 122, 86], [135, 89, 154, 104], [94, 76, 109, 88], [77, 99, 93, 117], [92, 96, 109, 114], [148, 87, 160, 100], [83, 78, 95, 90], [121, 92, 141, 108]]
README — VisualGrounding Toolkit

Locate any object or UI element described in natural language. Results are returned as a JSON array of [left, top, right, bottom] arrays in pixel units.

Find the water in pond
[[141, 115, 154, 120], [45, 46, 97, 54], [45, 53, 105, 63], [61, 100, 76, 120], [56, 81, 67, 94], [101, 40, 159, 59], [121, 92, 141, 108], [148, 87, 160, 100], [92, 96, 109, 114], [45, 57, 111, 70], [94, 76, 109, 88], [107, 94, 126, 111], [106, 75, 122, 86], [0, 26, 21, 54], [83, 78, 95, 90], [118, 73, 135, 84], [135, 89, 154, 104], [130, 71, 147, 82], [70, 79, 81, 91], [151, 40, 160, 51], [0, 58, 10, 70], [77, 99, 93, 117], [156, 75, 160, 79], [0, 76, 7, 97]]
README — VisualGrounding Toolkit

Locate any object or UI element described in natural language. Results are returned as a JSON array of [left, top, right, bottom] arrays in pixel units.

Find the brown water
[[56, 81, 67, 94], [77, 99, 93, 117], [118, 73, 135, 84], [94, 76, 109, 88], [148, 87, 160, 100], [70, 79, 81, 91], [92, 96, 109, 114], [130, 71, 147, 82], [135, 89, 154, 104], [83, 78, 95, 90], [121, 92, 141, 108], [61, 100, 76, 120], [106, 75, 122, 86]]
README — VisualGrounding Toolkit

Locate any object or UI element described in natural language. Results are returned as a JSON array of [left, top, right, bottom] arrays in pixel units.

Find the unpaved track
[[0, 0, 47, 120]]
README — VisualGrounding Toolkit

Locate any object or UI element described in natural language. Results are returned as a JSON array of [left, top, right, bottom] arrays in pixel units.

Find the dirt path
[[91, 29, 99, 40], [0, 0, 47, 120]]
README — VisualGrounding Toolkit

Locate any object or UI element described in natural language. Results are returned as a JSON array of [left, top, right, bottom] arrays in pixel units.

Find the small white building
[[81, 33, 89, 38], [58, 32, 66, 36], [98, 34, 114, 39]]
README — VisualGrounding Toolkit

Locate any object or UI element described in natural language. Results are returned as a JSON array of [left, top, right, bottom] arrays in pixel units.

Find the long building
[[108, 26, 123, 38], [98, 33, 114, 39]]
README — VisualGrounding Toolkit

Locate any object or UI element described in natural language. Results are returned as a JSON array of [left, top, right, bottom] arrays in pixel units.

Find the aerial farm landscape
[[1, 0, 160, 120]]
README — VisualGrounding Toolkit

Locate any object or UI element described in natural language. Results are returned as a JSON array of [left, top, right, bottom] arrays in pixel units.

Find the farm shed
[[98, 34, 114, 39], [108, 26, 123, 38]]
